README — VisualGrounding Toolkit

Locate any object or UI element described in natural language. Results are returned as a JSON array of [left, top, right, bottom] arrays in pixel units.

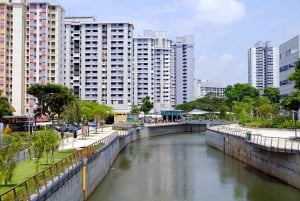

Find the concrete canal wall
[[206, 129, 300, 190], [84, 123, 206, 199], [31, 123, 206, 201], [44, 169, 83, 201]]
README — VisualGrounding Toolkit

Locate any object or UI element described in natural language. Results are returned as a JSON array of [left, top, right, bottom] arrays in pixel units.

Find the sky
[[50, 0, 300, 86]]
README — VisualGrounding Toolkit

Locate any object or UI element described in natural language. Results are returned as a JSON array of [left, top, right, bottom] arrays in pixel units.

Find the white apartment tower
[[175, 36, 194, 104], [64, 17, 134, 111], [248, 41, 279, 94], [133, 30, 175, 112], [279, 35, 300, 97], [0, 0, 64, 115]]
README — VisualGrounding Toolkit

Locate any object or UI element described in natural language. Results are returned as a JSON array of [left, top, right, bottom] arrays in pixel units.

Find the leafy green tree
[[219, 105, 230, 120], [32, 129, 60, 165], [176, 96, 226, 113], [130, 105, 140, 116], [79, 100, 112, 132], [224, 83, 259, 109], [94, 104, 113, 132], [140, 96, 153, 114], [61, 100, 81, 126], [27, 83, 76, 120], [281, 92, 300, 119], [0, 134, 21, 185], [0, 90, 13, 118], [263, 87, 280, 104], [232, 101, 251, 124], [80, 100, 96, 122], [44, 129, 60, 164]]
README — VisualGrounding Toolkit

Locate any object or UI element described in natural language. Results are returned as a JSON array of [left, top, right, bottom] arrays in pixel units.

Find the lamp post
[[292, 110, 298, 138]]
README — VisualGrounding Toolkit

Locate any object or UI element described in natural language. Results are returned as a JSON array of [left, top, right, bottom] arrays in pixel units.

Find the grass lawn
[[0, 149, 75, 194]]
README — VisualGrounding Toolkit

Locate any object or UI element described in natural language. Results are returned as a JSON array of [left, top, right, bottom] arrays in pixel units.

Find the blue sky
[[51, 0, 300, 86]]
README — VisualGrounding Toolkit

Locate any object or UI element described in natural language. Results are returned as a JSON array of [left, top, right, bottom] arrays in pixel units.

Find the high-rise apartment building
[[279, 35, 300, 98], [133, 30, 175, 112], [175, 36, 194, 104], [248, 41, 279, 94], [64, 17, 134, 112], [0, 0, 64, 115]]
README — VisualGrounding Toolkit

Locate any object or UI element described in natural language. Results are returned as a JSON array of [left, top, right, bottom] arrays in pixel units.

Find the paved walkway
[[210, 124, 300, 152], [220, 124, 298, 138], [58, 126, 115, 150]]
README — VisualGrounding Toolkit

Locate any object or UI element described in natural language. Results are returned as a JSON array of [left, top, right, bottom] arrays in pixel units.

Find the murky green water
[[88, 132, 300, 201]]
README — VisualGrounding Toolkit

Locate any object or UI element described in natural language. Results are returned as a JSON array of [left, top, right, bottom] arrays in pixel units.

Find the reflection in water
[[89, 133, 300, 201]]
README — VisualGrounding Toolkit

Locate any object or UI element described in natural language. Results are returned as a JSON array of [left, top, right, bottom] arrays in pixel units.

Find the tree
[[263, 87, 280, 104], [232, 101, 251, 124], [79, 100, 113, 132], [0, 134, 21, 185], [224, 83, 260, 108], [281, 92, 300, 116], [61, 100, 81, 126], [27, 83, 76, 120], [140, 96, 153, 115], [43, 129, 60, 164], [93, 104, 113, 132], [176, 96, 226, 113], [32, 131, 45, 172], [80, 100, 96, 122], [130, 105, 140, 116], [0, 90, 13, 118]]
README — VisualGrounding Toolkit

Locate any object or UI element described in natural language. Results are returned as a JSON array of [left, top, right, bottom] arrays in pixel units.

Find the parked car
[[69, 125, 80, 132], [89, 122, 97, 127]]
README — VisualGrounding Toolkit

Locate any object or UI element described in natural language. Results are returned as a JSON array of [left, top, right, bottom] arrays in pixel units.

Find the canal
[[88, 132, 300, 201]]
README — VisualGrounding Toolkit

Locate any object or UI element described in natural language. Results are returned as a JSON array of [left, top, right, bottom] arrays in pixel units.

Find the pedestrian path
[[210, 124, 300, 152], [221, 124, 297, 138], [58, 126, 115, 150]]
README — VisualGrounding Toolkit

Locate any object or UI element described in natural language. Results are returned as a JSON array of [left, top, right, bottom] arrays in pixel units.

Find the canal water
[[88, 132, 300, 201]]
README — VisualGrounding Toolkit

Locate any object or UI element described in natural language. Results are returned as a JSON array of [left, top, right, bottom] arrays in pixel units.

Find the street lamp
[[291, 110, 298, 138]]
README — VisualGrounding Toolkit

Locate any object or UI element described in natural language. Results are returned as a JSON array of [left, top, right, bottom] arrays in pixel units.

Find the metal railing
[[145, 121, 185, 127], [87, 131, 118, 154], [0, 130, 122, 201], [209, 126, 300, 153], [0, 151, 82, 201]]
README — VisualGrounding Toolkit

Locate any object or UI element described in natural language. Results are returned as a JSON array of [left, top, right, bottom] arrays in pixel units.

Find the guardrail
[[209, 126, 300, 153], [0, 128, 124, 200], [85, 131, 119, 156], [0, 151, 82, 201], [144, 121, 185, 127]]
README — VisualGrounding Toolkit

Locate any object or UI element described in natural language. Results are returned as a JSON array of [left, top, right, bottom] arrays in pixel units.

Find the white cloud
[[194, 0, 245, 25]]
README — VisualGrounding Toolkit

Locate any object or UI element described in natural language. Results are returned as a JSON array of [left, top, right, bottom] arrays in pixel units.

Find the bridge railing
[[209, 126, 300, 153]]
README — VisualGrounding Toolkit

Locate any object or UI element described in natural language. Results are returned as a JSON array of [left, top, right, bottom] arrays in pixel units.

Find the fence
[[209, 126, 300, 153], [0, 130, 120, 201], [0, 151, 82, 201]]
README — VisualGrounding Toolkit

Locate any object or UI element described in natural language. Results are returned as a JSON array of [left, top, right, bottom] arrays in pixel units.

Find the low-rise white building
[[194, 79, 225, 99]]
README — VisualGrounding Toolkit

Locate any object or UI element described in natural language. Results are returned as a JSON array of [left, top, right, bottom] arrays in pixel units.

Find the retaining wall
[[206, 129, 300, 189], [85, 123, 206, 199], [34, 123, 206, 201]]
